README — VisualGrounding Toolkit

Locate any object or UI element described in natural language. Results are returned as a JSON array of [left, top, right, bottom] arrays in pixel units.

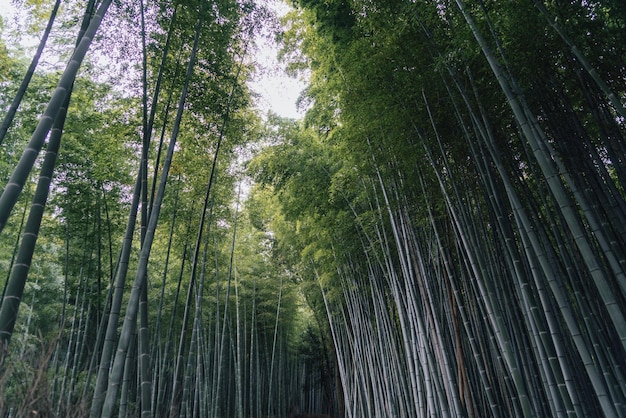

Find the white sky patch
[[248, 0, 308, 120], [250, 46, 307, 120], [0, 0, 14, 20]]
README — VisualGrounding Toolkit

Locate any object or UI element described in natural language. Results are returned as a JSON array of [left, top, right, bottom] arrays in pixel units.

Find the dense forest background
[[0, 0, 625, 417]]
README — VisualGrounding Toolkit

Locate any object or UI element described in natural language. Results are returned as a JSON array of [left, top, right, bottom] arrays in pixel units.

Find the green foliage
[[254, 0, 626, 416], [0, 344, 54, 416], [1, 0, 624, 415], [0, 17, 10, 81]]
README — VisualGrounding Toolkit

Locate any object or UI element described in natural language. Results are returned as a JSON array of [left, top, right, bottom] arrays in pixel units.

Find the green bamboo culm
[[0, 0, 106, 351], [99, 6, 205, 416], [453, 0, 626, 358], [0, 105, 66, 349], [0, 0, 112, 235], [0, 0, 61, 146]]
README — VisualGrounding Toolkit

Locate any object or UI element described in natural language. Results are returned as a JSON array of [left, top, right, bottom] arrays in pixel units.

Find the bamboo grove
[[250, 0, 626, 416], [0, 0, 330, 416], [0, 0, 625, 418]]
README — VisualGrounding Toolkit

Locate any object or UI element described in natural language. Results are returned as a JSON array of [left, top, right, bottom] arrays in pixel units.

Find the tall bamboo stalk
[[0, 0, 111, 233]]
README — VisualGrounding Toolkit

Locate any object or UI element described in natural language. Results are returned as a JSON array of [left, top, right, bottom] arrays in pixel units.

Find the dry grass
[[0, 336, 88, 418]]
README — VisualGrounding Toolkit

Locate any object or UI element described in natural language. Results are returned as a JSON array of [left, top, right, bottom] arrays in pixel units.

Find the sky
[[248, 0, 308, 119], [0, 0, 14, 21], [0, 0, 307, 119]]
